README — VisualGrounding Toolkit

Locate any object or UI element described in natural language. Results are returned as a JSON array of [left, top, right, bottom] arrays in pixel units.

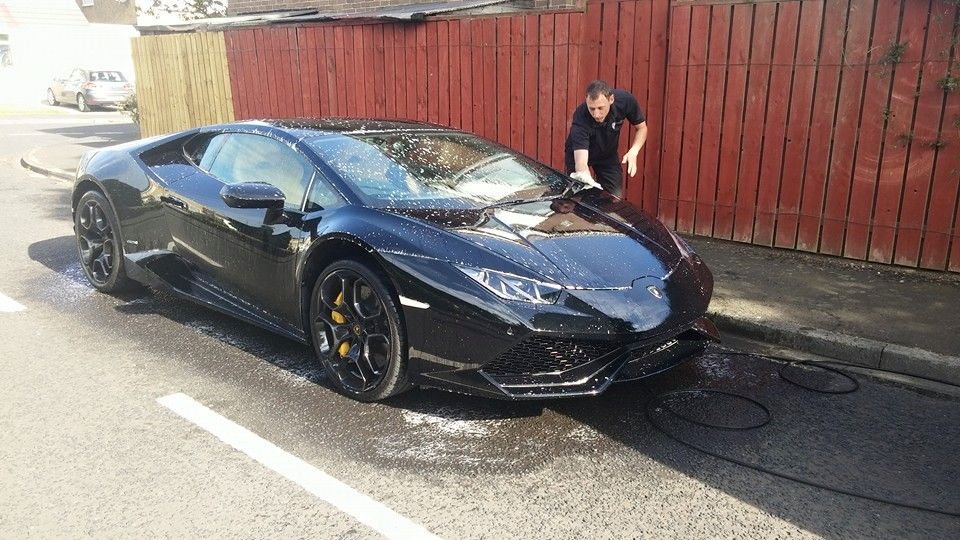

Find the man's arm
[[573, 149, 590, 173], [621, 121, 648, 177]]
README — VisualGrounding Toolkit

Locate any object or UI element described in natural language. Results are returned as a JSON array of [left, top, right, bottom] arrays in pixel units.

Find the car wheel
[[310, 259, 411, 401], [47, 89, 58, 106], [77, 93, 89, 112], [74, 190, 132, 293]]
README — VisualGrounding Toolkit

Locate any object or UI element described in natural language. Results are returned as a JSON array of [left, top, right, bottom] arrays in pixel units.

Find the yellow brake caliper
[[332, 291, 350, 357]]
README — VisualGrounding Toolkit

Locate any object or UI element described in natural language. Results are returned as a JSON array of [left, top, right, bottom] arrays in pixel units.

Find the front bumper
[[415, 317, 719, 399]]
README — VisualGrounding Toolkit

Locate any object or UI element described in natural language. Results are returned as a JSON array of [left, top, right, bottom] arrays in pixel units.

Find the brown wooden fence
[[131, 0, 960, 272], [132, 32, 234, 137]]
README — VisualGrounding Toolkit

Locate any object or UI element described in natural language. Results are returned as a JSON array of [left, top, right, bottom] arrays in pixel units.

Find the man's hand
[[570, 171, 602, 190], [621, 148, 640, 177]]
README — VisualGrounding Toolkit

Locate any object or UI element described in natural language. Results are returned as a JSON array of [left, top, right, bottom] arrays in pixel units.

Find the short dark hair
[[585, 80, 614, 100]]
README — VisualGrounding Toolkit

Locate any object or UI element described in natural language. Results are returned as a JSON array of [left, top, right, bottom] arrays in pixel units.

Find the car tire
[[47, 89, 58, 106], [310, 259, 412, 401], [77, 93, 89, 112], [74, 190, 133, 293]]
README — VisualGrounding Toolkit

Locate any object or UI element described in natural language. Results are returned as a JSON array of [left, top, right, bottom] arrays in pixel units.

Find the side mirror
[[220, 182, 285, 209]]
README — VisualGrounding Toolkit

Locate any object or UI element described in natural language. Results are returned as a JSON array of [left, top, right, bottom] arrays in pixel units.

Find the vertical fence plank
[[642, 0, 667, 214], [537, 15, 556, 163], [820, 0, 873, 255], [775, 1, 823, 248], [510, 16, 524, 149], [733, 2, 775, 243], [552, 14, 570, 169], [714, 2, 752, 238], [437, 20, 450, 126], [918, 0, 960, 269], [461, 19, 476, 132], [615, 1, 637, 202], [404, 25, 418, 119], [598, 0, 618, 86], [659, 4, 691, 230], [471, 18, 485, 132], [580, 0, 602, 91], [449, 21, 462, 129], [522, 15, 539, 158], [481, 18, 497, 138], [427, 22, 439, 124], [414, 24, 429, 121], [820, 0, 874, 255], [797, 0, 848, 252], [754, 1, 801, 246], [844, 0, 901, 260], [695, 4, 731, 237], [496, 17, 512, 145], [677, 4, 710, 234], [870, 0, 931, 264]]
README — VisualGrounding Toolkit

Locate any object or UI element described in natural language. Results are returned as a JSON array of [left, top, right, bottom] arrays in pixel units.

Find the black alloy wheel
[[74, 191, 131, 293], [77, 93, 89, 112], [310, 260, 410, 401]]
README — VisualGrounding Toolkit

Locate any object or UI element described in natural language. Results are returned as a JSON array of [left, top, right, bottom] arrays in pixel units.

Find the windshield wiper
[[481, 194, 558, 211]]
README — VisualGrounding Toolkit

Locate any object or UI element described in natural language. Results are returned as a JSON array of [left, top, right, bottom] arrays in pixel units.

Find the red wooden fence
[[222, 0, 960, 272]]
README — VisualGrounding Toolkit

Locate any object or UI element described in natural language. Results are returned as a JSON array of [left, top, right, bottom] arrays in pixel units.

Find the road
[[0, 114, 958, 538]]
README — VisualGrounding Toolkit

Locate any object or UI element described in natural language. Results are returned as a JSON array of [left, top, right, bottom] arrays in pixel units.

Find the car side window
[[206, 133, 314, 211], [185, 133, 227, 169], [304, 173, 345, 212]]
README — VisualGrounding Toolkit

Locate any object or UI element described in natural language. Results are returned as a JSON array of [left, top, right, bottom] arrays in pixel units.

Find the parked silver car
[[47, 69, 133, 112]]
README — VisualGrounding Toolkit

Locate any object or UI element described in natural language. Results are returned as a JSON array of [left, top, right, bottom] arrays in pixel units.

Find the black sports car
[[72, 119, 718, 401]]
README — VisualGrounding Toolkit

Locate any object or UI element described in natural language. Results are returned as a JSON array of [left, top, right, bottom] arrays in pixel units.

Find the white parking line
[[157, 393, 440, 540], [0, 292, 26, 312]]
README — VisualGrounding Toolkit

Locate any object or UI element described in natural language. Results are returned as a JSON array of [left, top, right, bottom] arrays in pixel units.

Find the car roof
[[245, 118, 459, 138]]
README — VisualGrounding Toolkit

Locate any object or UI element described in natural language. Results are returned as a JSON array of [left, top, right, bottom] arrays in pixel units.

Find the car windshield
[[89, 71, 126, 82], [304, 132, 570, 209]]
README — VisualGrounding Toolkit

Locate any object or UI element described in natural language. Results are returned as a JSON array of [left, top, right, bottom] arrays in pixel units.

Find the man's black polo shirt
[[564, 89, 646, 168]]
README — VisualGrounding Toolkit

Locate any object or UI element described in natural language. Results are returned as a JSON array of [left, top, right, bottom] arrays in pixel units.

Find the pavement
[[18, 123, 960, 386]]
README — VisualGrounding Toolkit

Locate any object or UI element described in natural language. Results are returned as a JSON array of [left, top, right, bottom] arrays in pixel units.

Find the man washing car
[[564, 80, 648, 198]]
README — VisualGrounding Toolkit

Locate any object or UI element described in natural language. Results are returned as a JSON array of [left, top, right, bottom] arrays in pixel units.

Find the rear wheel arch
[[73, 179, 105, 214]]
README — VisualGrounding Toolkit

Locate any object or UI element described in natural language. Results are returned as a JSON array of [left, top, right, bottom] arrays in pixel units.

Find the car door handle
[[160, 195, 187, 209]]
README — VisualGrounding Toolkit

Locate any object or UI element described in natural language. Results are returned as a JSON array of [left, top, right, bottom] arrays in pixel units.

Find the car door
[[163, 131, 324, 326], [62, 69, 85, 102]]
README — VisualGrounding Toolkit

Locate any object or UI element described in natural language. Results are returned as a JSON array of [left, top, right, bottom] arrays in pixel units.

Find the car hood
[[383, 195, 682, 288]]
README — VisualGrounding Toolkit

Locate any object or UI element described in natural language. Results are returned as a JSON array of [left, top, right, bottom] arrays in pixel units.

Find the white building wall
[[0, 0, 138, 108]]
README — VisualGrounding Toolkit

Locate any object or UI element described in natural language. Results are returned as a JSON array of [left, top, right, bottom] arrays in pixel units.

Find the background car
[[47, 68, 133, 111], [0, 44, 11, 67], [72, 119, 717, 401]]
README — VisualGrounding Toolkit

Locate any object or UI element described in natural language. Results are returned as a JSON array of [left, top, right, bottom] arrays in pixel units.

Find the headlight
[[667, 228, 695, 260], [455, 265, 563, 304]]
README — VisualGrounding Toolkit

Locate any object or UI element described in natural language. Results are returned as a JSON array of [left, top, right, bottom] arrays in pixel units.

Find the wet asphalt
[[0, 115, 958, 538]]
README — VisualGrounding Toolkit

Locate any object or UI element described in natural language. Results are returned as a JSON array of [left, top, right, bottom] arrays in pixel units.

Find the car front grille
[[481, 337, 620, 376]]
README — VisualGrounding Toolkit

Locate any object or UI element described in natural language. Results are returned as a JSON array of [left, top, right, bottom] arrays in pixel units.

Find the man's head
[[584, 80, 615, 124]]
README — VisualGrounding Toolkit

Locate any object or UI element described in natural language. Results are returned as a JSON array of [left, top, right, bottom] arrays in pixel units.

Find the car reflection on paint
[[72, 119, 718, 401]]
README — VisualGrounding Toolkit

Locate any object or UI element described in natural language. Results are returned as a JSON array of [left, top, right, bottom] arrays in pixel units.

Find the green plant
[[881, 107, 892, 121], [938, 72, 960, 92], [928, 138, 947, 149], [879, 41, 908, 65], [118, 93, 138, 124], [954, 115, 960, 130]]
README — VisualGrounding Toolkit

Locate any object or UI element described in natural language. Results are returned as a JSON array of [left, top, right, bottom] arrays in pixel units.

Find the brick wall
[[228, 0, 582, 16]]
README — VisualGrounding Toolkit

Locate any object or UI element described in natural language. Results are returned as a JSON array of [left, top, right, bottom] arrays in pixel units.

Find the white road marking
[[157, 393, 440, 540], [0, 292, 26, 312], [399, 296, 430, 309]]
